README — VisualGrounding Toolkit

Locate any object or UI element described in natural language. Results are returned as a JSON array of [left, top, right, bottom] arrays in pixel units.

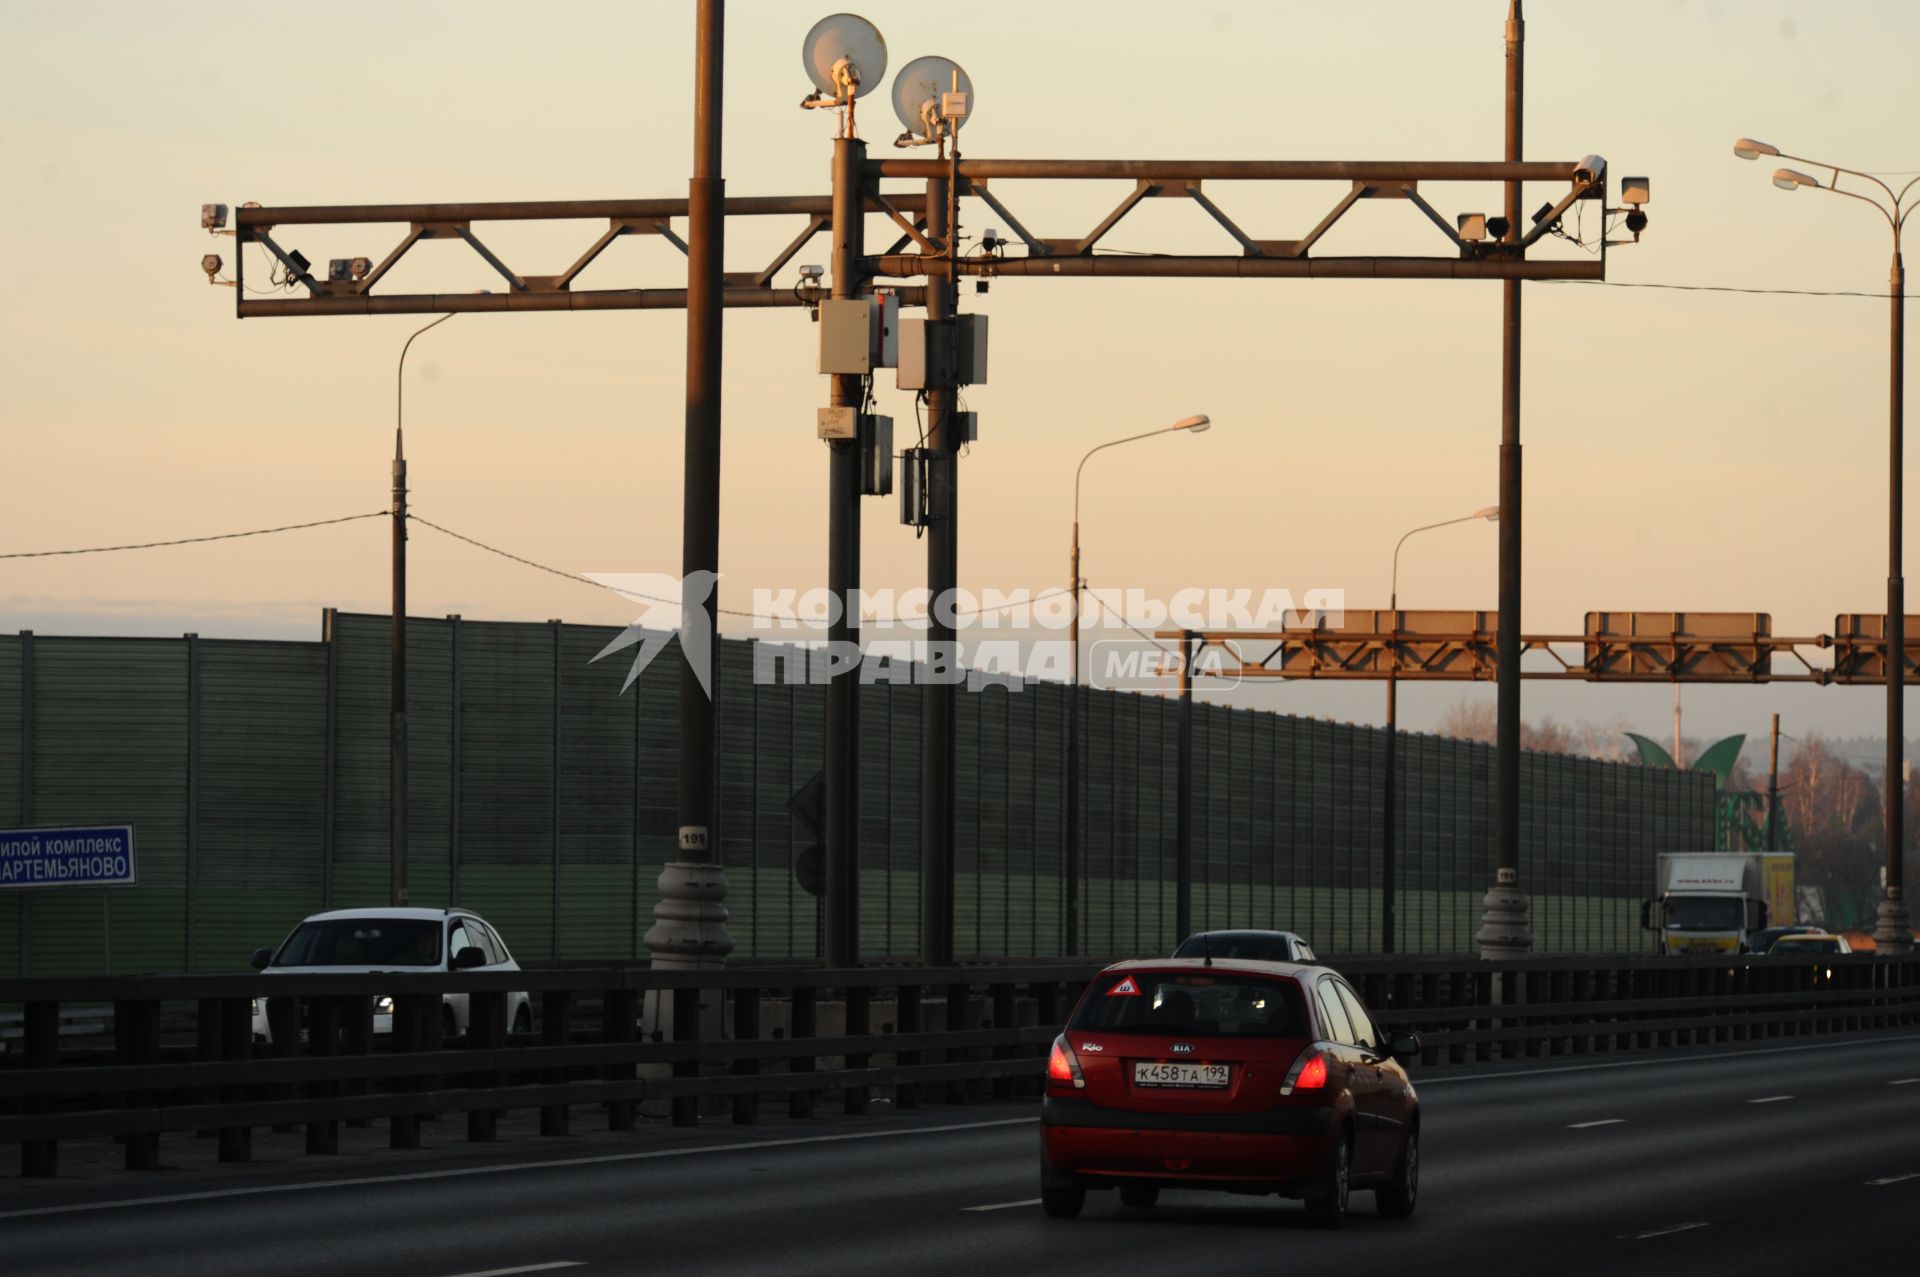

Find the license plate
[[1134, 1060, 1230, 1088]]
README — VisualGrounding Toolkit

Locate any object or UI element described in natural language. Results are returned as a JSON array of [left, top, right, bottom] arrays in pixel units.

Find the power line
[[0, 511, 386, 559], [1546, 278, 1920, 300]]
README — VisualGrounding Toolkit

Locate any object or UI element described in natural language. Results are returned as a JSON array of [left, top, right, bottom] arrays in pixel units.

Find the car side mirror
[[1389, 1032, 1421, 1063], [250, 947, 274, 970], [450, 946, 488, 970]]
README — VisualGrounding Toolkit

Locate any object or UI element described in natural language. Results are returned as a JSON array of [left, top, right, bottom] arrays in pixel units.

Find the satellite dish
[[891, 56, 973, 149], [801, 13, 886, 106]]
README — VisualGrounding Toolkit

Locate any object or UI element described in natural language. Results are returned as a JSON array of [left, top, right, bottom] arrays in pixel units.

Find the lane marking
[[1890, 1079, 1920, 1086], [0, 1117, 1038, 1221], [1747, 1095, 1794, 1104], [1567, 1119, 1626, 1129], [1867, 1172, 1920, 1187], [440, 1265, 583, 1277], [1419, 1034, 1920, 1087], [963, 1198, 1041, 1212], [1627, 1222, 1710, 1240]]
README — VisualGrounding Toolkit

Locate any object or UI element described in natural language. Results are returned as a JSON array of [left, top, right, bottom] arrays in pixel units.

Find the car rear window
[[274, 919, 443, 967], [1173, 933, 1295, 962], [1771, 938, 1837, 954], [1070, 972, 1310, 1038]]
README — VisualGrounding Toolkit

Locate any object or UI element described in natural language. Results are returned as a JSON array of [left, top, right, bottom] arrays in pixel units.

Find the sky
[[3, 0, 1918, 751]]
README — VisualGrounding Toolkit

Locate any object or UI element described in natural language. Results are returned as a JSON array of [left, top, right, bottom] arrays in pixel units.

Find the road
[[4, 1033, 1917, 1276]]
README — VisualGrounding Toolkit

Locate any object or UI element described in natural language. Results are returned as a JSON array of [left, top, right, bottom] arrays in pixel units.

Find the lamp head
[[1772, 167, 1819, 191], [1733, 138, 1780, 161], [1474, 505, 1501, 522], [1175, 414, 1211, 433]]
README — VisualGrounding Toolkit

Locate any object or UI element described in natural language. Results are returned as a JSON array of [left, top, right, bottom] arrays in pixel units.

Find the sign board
[[1829, 613, 1920, 684], [0, 825, 138, 889], [1583, 612, 1771, 681], [1271, 609, 1499, 680]]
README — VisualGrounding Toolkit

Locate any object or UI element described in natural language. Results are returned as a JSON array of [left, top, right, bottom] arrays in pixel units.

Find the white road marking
[[1419, 1032, 1920, 1086], [963, 1198, 1042, 1212], [1567, 1119, 1625, 1129], [1626, 1222, 1711, 1240], [1867, 1172, 1920, 1187], [439, 1265, 583, 1277], [0, 1117, 1039, 1221], [1747, 1095, 1794, 1104], [1890, 1078, 1920, 1086]]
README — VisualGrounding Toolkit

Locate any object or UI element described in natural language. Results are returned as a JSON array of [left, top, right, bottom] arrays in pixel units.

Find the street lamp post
[[1067, 414, 1211, 953], [1735, 137, 1917, 955], [1383, 506, 1498, 953], [390, 312, 454, 908]]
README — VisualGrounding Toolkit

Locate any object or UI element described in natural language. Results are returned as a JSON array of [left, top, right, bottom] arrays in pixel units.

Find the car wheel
[[512, 1005, 532, 1037], [442, 1006, 458, 1042], [1305, 1130, 1351, 1230], [1041, 1185, 1085, 1219], [1376, 1126, 1418, 1219], [1119, 1184, 1160, 1209]]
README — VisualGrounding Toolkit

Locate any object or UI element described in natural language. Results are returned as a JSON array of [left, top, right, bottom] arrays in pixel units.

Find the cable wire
[[0, 511, 387, 559], [1547, 278, 1920, 300]]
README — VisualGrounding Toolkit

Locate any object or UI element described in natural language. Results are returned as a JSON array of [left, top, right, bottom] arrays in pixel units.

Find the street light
[[1382, 504, 1498, 954], [1065, 413, 1211, 953], [1735, 135, 1919, 955], [389, 312, 455, 909]]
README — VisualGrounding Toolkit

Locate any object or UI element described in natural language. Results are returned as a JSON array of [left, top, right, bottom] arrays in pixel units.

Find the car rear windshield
[[1173, 933, 1293, 962], [1070, 972, 1310, 1038], [1770, 938, 1838, 954], [274, 919, 443, 967]]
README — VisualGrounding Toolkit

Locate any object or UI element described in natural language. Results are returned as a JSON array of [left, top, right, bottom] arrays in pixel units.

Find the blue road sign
[[0, 825, 137, 889]]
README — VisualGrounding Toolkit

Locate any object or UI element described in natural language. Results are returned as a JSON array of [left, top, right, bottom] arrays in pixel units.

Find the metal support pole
[[1065, 531, 1081, 955], [920, 171, 957, 967], [1176, 629, 1195, 943], [1879, 243, 1914, 953], [391, 427, 408, 906], [1768, 712, 1781, 853], [824, 136, 865, 969], [1480, 0, 1533, 958], [1382, 609, 1398, 955], [648, 0, 734, 971]]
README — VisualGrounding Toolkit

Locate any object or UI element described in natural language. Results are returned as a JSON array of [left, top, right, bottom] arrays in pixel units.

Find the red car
[[1041, 958, 1421, 1228]]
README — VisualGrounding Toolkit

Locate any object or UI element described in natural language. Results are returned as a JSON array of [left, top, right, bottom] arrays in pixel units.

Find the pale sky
[[3, 0, 1917, 748]]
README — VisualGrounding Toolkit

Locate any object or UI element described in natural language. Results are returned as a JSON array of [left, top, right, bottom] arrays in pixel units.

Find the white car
[[250, 907, 532, 1044]]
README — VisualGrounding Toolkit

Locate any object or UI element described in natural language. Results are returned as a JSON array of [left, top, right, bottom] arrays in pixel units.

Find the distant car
[[1766, 933, 1851, 956], [1750, 925, 1824, 954], [250, 907, 531, 1044], [1041, 957, 1420, 1228], [1173, 930, 1317, 964]]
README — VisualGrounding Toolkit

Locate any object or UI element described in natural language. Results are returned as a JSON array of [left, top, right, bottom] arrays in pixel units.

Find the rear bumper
[[1042, 1095, 1334, 1193]]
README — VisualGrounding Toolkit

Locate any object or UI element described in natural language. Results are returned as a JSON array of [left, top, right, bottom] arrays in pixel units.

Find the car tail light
[[1280, 1047, 1328, 1096], [1047, 1034, 1085, 1089]]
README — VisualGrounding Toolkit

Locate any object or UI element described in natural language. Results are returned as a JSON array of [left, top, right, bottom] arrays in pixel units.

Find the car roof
[[1773, 933, 1842, 942], [1102, 956, 1321, 980], [1184, 929, 1304, 941], [297, 907, 468, 923]]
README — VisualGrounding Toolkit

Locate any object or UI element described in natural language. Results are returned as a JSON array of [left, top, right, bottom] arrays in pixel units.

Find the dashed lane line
[[1567, 1119, 1626, 1129], [1867, 1172, 1920, 1187], [438, 1265, 583, 1277], [964, 1198, 1042, 1212], [1747, 1095, 1795, 1104], [1625, 1223, 1711, 1240]]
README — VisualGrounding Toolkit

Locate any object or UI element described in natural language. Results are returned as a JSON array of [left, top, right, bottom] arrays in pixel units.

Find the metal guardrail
[[1, 955, 1914, 1179]]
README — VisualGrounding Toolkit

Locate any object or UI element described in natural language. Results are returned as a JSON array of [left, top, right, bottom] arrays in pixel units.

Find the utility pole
[[647, 0, 735, 982], [1768, 712, 1781, 852], [823, 133, 865, 969], [391, 418, 408, 907], [1175, 630, 1195, 944], [1479, 0, 1534, 959], [1881, 236, 1911, 951], [920, 162, 958, 967]]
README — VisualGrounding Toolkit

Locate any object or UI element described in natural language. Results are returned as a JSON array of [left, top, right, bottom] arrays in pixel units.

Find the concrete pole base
[[1873, 897, 1914, 955], [645, 859, 735, 964], [1475, 884, 1533, 959]]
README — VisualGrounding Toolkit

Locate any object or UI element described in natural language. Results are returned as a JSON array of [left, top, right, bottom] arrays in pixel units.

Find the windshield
[[1070, 972, 1310, 1038], [1665, 896, 1744, 931], [274, 918, 443, 967], [1770, 938, 1839, 954], [1173, 933, 1294, 962]]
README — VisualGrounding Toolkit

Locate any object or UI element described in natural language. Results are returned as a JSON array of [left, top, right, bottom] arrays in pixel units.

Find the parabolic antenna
[[891, 55, 973, 147], [801, 13, 887, 101]]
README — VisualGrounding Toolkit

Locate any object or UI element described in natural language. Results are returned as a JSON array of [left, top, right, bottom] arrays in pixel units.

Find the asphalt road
[[5, 1033, 1918, 1277]]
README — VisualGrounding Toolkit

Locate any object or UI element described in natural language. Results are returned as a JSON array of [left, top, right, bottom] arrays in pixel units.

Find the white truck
[[1641, 852, 1796, 956]]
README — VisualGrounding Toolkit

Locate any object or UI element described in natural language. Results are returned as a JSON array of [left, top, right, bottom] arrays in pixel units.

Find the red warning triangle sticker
[[1107, 976, 1141, 997]]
